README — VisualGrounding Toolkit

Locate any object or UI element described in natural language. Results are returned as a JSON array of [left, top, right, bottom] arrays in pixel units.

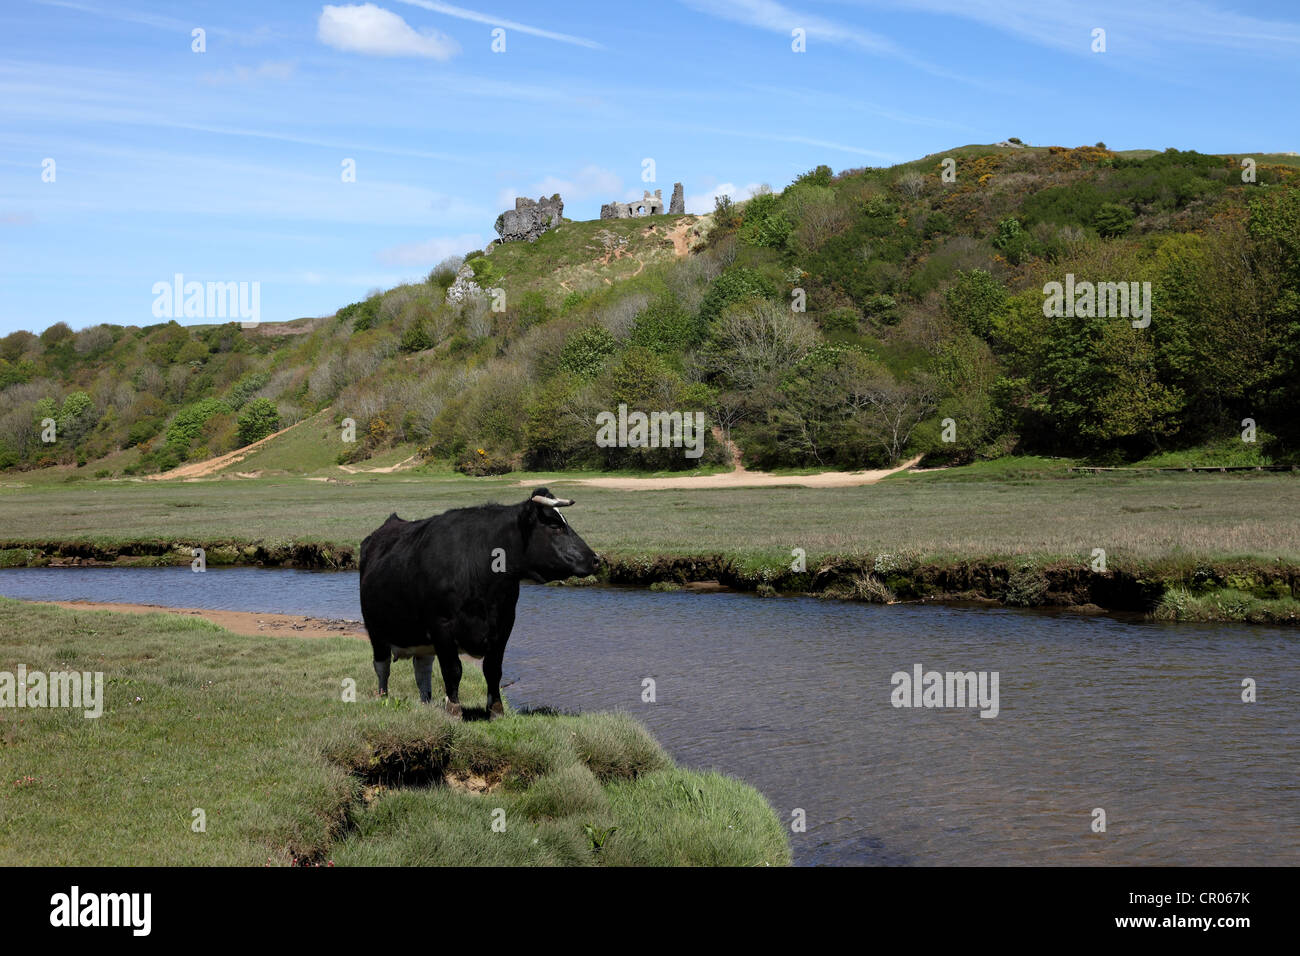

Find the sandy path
[[338, 454, 419, 475], [34, 600, 366, 639], [521, 454, 924, 490], [148, 416, 316, 481], [666, 216, 700, 256]]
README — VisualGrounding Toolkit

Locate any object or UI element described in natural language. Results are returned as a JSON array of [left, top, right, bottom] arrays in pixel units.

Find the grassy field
[[0, 600, 790, 866], [1, 464, 1298, 565]]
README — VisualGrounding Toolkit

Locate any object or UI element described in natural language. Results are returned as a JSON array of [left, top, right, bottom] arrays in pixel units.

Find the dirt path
[[148, 416, 315, 481], [666, 216, 700, 256], [34, 600, 367, 639], [520, 454, 925, 490], [338, 454, 419, 475]]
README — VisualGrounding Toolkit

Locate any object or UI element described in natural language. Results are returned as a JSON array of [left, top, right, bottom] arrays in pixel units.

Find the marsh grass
[[1, 468, 1297, 566], [1153, 587, 1300, 625], [0, 600, 789, 866]]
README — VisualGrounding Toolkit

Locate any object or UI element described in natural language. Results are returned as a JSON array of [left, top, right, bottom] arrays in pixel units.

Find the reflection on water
[[2, 566, 1296, 866]]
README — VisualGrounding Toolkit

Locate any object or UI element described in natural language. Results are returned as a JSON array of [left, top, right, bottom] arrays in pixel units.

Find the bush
[[226, 371, 269, 410], [165, 398, 231, 453], [992, 217, 1035, 264], [944, 270, 1008, 338], [1093, 202, 1136, 237], [630, 293, 700, 354], [236, 398, 279, 446], [559, 326, 618, 378], [399, 322, 434, 353], [698, 268, 777, 325]]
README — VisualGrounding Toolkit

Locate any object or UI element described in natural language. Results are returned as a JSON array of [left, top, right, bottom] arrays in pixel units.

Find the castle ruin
[[600, 182, 685, 219], [601, 189, 662, 219]]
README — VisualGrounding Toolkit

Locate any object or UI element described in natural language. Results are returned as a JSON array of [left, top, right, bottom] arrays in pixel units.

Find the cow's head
[[519, 487, 600, 582]]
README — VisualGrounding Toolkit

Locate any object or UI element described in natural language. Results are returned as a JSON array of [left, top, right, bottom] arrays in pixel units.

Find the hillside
[[2, 143, 1298, 479]]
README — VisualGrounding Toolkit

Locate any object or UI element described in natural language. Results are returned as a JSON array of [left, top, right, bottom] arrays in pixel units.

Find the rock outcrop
[[494, 194, 564, 243], [444, 263, 484, 305], [669, 182, 684, 214]]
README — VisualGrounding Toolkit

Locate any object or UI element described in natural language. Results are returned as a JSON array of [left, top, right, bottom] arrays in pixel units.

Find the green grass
[[1132, 439, 1275, 469], [0, 600, 789, 866], [1153, 587, 1300, 625], [2, 466, 1297, 568]]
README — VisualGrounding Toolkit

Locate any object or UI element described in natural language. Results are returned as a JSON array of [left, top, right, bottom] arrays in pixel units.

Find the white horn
[[531, 495, 574, 507]]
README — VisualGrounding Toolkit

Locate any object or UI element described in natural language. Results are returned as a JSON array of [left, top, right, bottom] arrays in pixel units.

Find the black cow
[[359, 487, 599, 718]]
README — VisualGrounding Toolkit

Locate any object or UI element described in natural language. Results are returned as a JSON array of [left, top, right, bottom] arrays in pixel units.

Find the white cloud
[[531, 165, 622, 201], [494, 166, 623, 211], [318, 4, 460, 59], [376, 233, 483, 266], [686, 182, 762, 215]]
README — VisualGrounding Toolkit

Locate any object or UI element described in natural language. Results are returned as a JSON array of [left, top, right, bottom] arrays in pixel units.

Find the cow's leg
[[412, 655, 435, 704], [371, 642, 391, 697], [483, 645, 505, 719], [437, 651, 463, 718]]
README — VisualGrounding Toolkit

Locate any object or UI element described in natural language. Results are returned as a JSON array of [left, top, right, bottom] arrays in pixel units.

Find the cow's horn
[[531, 494, 575, 508]]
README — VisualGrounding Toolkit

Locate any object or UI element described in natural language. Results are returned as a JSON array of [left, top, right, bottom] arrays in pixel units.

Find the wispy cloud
[[394, 0, 604, 49], [681, 0, 985, 85], [494, 166, 625, 214], [318, 3, 460, 59], [686, 181, 762, 214], [692, 125, 902, 162], [376, 232, 483, 266], [35, 0, 281, 44], [199, 60, 296, 86], [852, 0, 1300, 57]]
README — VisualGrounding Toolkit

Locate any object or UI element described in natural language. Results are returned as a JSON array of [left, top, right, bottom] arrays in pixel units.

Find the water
[[2, 566, 1296, 866]]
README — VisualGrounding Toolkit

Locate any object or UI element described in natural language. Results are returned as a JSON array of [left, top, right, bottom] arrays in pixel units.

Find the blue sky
[[1, 0, 1297, 335]]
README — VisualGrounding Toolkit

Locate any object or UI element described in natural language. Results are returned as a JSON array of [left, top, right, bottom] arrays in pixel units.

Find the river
[[1, 566, 1296, 866]]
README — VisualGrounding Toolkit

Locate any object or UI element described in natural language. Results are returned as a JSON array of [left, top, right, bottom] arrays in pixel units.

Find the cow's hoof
[[443, 697, 463, 719], [488, 703, 505, 721]]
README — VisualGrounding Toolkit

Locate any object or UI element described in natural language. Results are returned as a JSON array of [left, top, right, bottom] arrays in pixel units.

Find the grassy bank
[[1, 466, 1298, 623], [0, 600, 790, 866]]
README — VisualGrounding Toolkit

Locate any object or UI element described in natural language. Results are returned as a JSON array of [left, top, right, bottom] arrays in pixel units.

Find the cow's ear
[[518, 500, 538, 534]]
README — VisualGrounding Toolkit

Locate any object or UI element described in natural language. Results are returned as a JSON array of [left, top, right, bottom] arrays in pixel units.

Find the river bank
[[3, 541, 1298, 624], [0, 598, 790, 867]]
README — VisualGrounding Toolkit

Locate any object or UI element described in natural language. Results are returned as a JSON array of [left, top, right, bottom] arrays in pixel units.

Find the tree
[[944, 270, 1008, 338], [236, 398, 279, 446], [56, 391, 97, 447], [845, 365, 941, 464], [708, 300, 820, 391], [1093, 202, 1135, 237]]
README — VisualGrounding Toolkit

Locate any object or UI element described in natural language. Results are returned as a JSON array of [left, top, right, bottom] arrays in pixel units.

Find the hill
[[2, 143, 1298, 478]]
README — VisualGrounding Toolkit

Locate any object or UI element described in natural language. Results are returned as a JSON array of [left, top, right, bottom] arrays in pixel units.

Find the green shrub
[[399, 322, 434, 353], [698, 268, 777, 325], [559, 326, 617, 378], [236, 398, 279, 446], [1093, 202, 1136, 237]]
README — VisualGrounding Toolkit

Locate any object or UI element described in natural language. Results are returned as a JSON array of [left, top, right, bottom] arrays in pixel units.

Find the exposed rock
[[669, 182, 684, 214], [445, 264, 484, 305], [494, 194, 564, 243], [600, 189, 664, 219]]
